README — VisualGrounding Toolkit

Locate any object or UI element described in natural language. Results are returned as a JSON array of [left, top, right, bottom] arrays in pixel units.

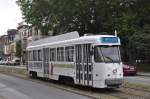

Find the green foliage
[[128, 25, 150, 60], [15, 40, 22, 58], [16, 0, 150, 62]]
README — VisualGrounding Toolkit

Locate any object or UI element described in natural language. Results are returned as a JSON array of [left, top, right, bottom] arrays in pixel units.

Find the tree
[[15, 40, 22, 58], [16, 0, 124, 35], [128, 24, 150, 61], [17, 0, 150, 62]]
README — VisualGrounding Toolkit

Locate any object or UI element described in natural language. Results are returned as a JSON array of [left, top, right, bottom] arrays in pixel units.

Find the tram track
[[10, 75, 150, 99], [107, 83, 150, 99], [0, 72, 116, 99], [91, 86, 150, 99], [115, 88, 150, 99], [123, 86, 150, 94], [109, 92, 146, 99], [105, 82, 150, 99], [21, 77, 150, 99], [1, 72, 150, 99], [123, 83, 150, 93]]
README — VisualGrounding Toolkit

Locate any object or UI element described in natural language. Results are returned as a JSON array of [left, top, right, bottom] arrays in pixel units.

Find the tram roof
[[28, 31, 79, 47], [27, 32, 119, 50]]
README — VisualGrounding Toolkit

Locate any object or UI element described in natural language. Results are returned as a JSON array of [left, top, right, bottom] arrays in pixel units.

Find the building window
[[57, 47, 64, 61], [65, 46, 74, 62], [24, 31, 26, 36], [50, 48, 56, 61]]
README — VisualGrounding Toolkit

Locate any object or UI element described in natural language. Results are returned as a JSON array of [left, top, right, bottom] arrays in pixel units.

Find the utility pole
[[115, 30, 117, 36]]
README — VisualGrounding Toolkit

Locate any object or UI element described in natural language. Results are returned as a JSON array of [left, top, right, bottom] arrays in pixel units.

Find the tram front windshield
[[94, 45, 121, 63]]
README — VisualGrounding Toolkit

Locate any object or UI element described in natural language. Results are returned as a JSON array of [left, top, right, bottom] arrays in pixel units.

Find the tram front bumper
[[105, 78, 123, 87]]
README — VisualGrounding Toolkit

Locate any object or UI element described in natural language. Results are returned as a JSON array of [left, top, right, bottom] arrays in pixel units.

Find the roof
[[27, 32, 120, 50]]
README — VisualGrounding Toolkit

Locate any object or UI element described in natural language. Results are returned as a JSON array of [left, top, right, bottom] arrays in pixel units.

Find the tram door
[[43, 48, 49, 78], [75, 44, 93, 86]]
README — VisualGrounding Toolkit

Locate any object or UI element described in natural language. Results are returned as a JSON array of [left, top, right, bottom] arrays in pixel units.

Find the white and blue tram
[[27, 31, 123, 88]]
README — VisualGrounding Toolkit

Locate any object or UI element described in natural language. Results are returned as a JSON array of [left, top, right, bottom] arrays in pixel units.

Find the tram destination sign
[[101, 37, 118, 43]]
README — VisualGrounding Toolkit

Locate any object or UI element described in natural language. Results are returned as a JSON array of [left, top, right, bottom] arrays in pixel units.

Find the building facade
[[0, 21, 45, 64], [17, 22, 43, 64], [1, 29, 20, 61], [2, 35, 9, 60], [0, 35, 8, 60]]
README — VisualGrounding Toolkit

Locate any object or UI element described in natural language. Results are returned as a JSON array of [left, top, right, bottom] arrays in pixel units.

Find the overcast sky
[[0, 0, 22, 36]]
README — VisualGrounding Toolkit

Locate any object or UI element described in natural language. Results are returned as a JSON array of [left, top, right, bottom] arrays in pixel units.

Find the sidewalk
[[137, 72, 150, 77]]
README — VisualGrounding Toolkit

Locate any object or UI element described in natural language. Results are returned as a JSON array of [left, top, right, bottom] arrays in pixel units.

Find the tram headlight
[[96, 74, 98, 76], [113, 69, 117, 74], [107, 74, 110, 77]]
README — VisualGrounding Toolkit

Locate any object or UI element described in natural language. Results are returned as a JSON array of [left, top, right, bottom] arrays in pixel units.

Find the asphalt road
[[0, 74, 92, 99], [124, 75, 150, 86]]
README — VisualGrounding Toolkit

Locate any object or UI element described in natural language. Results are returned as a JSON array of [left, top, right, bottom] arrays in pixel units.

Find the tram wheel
[[30, 71, 37, 78], [58, 76, 74, 85]]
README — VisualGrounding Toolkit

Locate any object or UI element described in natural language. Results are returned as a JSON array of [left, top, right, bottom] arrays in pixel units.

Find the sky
[[0, 0, 22, 36]]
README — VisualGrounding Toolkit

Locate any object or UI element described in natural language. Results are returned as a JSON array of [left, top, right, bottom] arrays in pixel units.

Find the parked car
[[0, 60, 3, 65], [0, 60, 5, 65], [3, 61, 7, 65], [123, 64, 137, 76], [10, 58, 20, 65], [9, 61, 14, 66], [6, 60, 11, 65]]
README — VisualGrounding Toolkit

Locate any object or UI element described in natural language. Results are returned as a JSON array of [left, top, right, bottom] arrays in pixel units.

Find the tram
[[27, 31, 123, 88]]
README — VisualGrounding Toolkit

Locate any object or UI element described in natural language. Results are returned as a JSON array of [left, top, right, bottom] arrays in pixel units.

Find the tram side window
[[33, 50, 38, 61], [83, 44, 92, 63], [65, 46, 74, 62], [57, 47, 64, 61], [29, 51, 33, 61], [38, 50, 42, 61], [27, 51, 29, 61], [50, 48, 56, 61]]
